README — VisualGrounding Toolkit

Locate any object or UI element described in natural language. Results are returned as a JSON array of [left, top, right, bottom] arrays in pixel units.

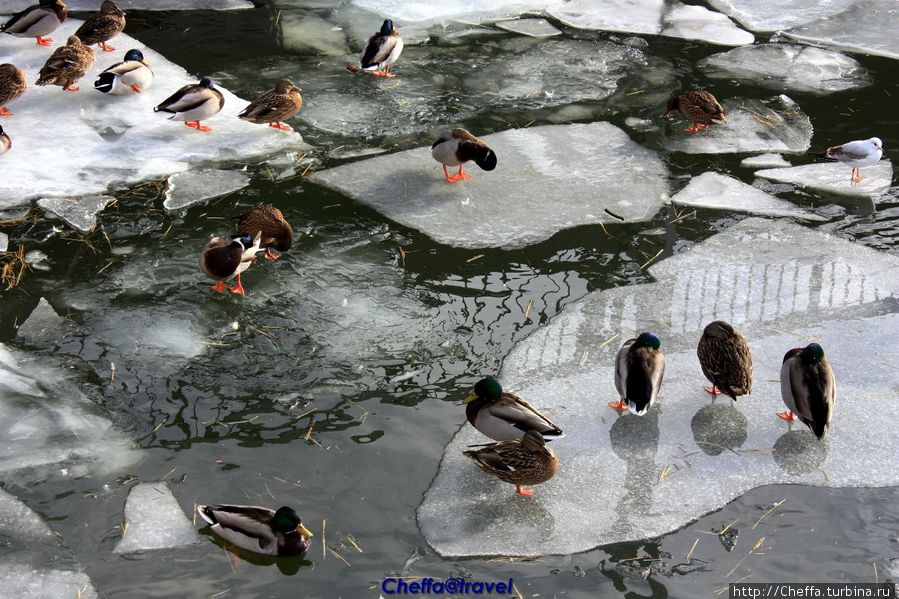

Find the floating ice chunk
[[660, 3, 754, 46], [700, 44, 870, 94], [0, 18, 307, 209], [740, 153, 790, 168], [705, 0, 849, 32], [279, 12, 352, 55], [548, 0, 664, 34], [663, 95, 812, 155], [114, 482, 201, 553], [350, 0, 554, 24], [625, 117, 657, 132], [781, 0, 899, 61], [311, 122, 668, 249], [0, 565, 99, 599], [670, 172, 825, 220], [756, 161, 893, 199], [16, 297, 72, 346], [37, 195, 115, 234], [0, 488, 53, 542], [0, 232, 7, 253], [494, 18, 562, 37], [0, 342, 138, 482], [0, 0, 252, 9], [419, 218, 899, 557], [163, 169, 250, 212]]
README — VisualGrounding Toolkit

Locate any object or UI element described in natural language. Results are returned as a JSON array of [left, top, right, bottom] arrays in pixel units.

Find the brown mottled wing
[[238, 90, 301, 123], [464, 440, 533, 474], [236, 205, 293, 251], [37, 44, 93, 85], [74, 13, 124, 45], [697, 333, 752, 399], [682, 90, 724, 124], [361, 33, 397, 68], [0, 66, 27, 104]]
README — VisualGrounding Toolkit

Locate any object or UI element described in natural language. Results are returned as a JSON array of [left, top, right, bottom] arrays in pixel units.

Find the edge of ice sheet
[[309, 122, 669, 249], [755, 161, 893, 199], [1, 0, 251, 9], [114, 482, 201, 553], [37, 195, 115, 234], [418, 218, 899, 557], [780, 0, 899, 61], [0, 18, 307, 209]]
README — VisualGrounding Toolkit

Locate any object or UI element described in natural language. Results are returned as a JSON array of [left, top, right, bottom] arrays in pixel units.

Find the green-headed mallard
[[154, 76, 224, 132], [431, 129, 497, 184], [351, 19, 403, 78], [197, 504, 313, 556], [236, 204, 293, 261], [463, 377, 562, 442], [36, 35, 94, 92], [0, 64, 27, 115], [74, 0, 125, 53], [609, 332, 665, 416], [663, 91, 726, 133], [94, 48, 152, 94], [1, 0, 67, 46], [816, 137, 883, 185], [778, 343, 835, 439], [238, 79, 302, 132], [199, 231, 260, 295], [0, 125, 10, 154], [463, 430, 558, 496], [697, 320, 752, 400]]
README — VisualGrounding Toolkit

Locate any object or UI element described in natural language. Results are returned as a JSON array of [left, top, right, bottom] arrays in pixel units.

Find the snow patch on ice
[[114, 482, 201, 553], [0, 488, 54, 542], [661, 3, 754, 46], [705, 0, 850, 32]]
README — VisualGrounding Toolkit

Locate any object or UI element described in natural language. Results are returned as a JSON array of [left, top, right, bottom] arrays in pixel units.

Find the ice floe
[[705, 0, 849, 32], [419, 218, 899, 556], [311, 122, 669, 249], [163, 169, 250, 212], [663, 95, 812, 155], [0, 0, 251, 9], [781, 0, 899, 61], [660, 3, 754, 46], [0, 564, 99, 599], [755, 161, 893, 199], [0, 488, 53, 542], [37, 195, 115, 234], [0, 342, 138, 483], [740, 153, 790, 168], [0, 232, 8, 253], [670, 172, 825, 220], [114, 482, 201, 553], [15, 297, 72, 345], [494, 17, 562, 38], [700, 44, 870, 94], [0, 18, 306, 209], [350, 0, 550, 24]]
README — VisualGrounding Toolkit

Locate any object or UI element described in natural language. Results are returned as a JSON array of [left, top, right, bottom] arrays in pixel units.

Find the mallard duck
[[815, 137, 883, 184], [697, 320, 752, 400], [94, 48, 152, 94], [35, 35, 94, 92], [236, 204, 293, 261], [197, 504, 313, 556], [353, 19, 403, 78], [1, 0, 67, 46], [74, 0, 125, 53], [778, 343, 835, 439], [463, 377, 562, 442], [0, 126, 10, 154], [663, 91, 726, 133], [154, 76, 224, 132], [431, 129, 497, 183], [199, 231, 260, 295], [463, 430, 558, 496], [609, 332, 665, 416], [0, 64, 27, 116], [238, 79, 302, 132]]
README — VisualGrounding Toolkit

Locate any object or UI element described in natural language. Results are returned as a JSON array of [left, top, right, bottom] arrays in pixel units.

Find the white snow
[[755, 161, 893, 199], [37, 194, 115, 233], [670, 172, 825, 220], [700, 44, 870, 94], [494, 18, 562, 38], [0, 18, 307, 209], [663, 95, 812, 155], [740, 153, 790, 168], [419, 218, 899, 557], [780, 0, 899, 61], [114, 482, 201, 553], [311, 122, 669, 249], [163, 169, 250, 212]]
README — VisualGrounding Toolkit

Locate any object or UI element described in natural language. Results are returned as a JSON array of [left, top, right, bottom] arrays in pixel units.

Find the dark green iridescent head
[[466, 377, 503, 403], [272, 506, 301, 533], [635, 332, 661, 350], [802, 343, 825, 361]]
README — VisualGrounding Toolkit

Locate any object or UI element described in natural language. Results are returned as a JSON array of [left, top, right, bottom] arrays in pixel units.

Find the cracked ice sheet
[[699, 44, 870, 95], [662, 95, 812, 155], [705, 0, 853, 32], [755, 161, 893, 200], [0, 0, 250, 9], [670, 172, 825, 221], [350, 0, 556, 24], [114, 482, 201, 553], [310, 122, 668, 249], [781, 0, 899, 61], [0, 18, 307, 209], [418, 218, 899, 557]]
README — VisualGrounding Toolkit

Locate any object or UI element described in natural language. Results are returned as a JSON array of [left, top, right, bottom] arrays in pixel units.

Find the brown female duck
[[664, 91, 726, 133], [238, 79, 303, 132], [0, 64, 27, 116], [463, 430, 559, 496], [36, 35, 95, 92], [236, 204, 293, 261], [697, 320, 752, 400], [74, 0, 125, 52]]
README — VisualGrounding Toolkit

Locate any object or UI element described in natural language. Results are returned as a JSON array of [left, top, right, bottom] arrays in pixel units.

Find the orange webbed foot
[[210, 281, 227, 294], [371, 70, 396, 78], [63, 84, 80, 92], [196, 123, 212, 132], [130, 84, 142, 93], [99, 42, 116, 52], [684, 125, 700, 133], [608, 399, 628, 411], [703, 385, 720, 396], [776, 411, 795, 422], [515, 485, 535, 497], [263, 248, 280, 261], [229, 284, 245, 295], [268, 122, 293, 132], [0, 107, 12, 116], [36, 36, 52, 46]]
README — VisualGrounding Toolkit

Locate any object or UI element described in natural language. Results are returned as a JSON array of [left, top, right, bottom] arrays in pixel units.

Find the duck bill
[[296, 524, 314, 537], [463, 393, 478, 404]]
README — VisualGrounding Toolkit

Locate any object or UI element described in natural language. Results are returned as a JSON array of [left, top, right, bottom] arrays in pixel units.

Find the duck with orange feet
[[94, 48, 153, 95], [0, 64, 27, 116], [778, 343, 835, 439], [697, 320, 752, 402], [74, 0, 125, 53], [199, 231, 260, 296], [609, 332, 665, 416], [1, 0, 67, 47], [664, 91, 726, 133], [36, 35, 94, 92], [431, 129, 497, 183], [238, 79, 302, 132], [463, 430, 558, 497], [347, 19, 403, 78], [235, 204, 293, 261], [154, 76, 223, 132]]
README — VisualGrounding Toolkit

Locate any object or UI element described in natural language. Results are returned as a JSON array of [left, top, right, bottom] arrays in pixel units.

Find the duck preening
[[197, 504, 313, 557], [0, 126, 10, 154], [431, 129, 497, 183], [664, 91, 726, 133], [1, 0, 67, 47], [609, 332, 665, 416], [697, 320, 752, 401], [154, 76, 224, 132], [463, 430, 559, 496], [235, 204, 293, 261], [778, 343, 835, 439]]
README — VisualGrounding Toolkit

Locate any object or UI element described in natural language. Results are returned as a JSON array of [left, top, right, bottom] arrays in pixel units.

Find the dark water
[[1, 2, 898, 597]]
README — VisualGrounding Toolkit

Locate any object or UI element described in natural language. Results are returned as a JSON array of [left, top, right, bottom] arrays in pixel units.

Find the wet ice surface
[[495, 18, 562, 38], [0, 488, 53, 542], [782, 0, 899, 61], [418, 218, 899, 557], [311, 122, 669, 249], [114, 482, 200, 553], [0, 232, 8, 253], [0, 565, 99, 599], [705, 0, 850, 31], [699, 44, 870, 95], [37, 195, 115, 234], [15, 297, 72, 345], [350, 0, 550, 23], [0, 0, 250, 9], [662, 95, 812, 155], [163, 169, 250, 212], [0, 342, 138, 484], [755, 161, 893, 199], [660, 3, 754, 46], [740, 153, 790, 168], [0, 19, 306, 209], [670, 172, 825, 220]]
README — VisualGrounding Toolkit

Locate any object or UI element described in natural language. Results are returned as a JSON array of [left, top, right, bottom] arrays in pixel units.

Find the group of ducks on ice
[[0, 0, 868, 560]]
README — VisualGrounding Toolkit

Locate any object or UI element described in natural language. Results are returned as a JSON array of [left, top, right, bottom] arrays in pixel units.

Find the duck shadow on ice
[[608, 408, 660, 534]]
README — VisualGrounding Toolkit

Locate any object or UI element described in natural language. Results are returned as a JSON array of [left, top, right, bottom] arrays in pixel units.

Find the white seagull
[[818, 137, 883, 184]]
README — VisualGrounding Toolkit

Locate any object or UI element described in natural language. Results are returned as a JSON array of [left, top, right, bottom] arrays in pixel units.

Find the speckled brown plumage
[[238, 79, 303, 128], [0, 64, 27, 113], [665, 91, 726, 130], [74, 0, 125, 48], [36, 35, 94, 90], [697, 321, 752, 400], [236, 205, 293, 253], [463, 430, 558, 495]]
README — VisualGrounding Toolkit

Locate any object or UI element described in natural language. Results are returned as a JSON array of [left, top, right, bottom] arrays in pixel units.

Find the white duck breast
[[431, 134, 461, 166], [96, 60, 153, 94], [2, 9, 60, 37], [156, 84, 223, 122], [362, 35, 403, 71]]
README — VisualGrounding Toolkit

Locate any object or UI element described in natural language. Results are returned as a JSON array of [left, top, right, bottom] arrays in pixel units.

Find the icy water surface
[[1, 2, 898, 598]]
